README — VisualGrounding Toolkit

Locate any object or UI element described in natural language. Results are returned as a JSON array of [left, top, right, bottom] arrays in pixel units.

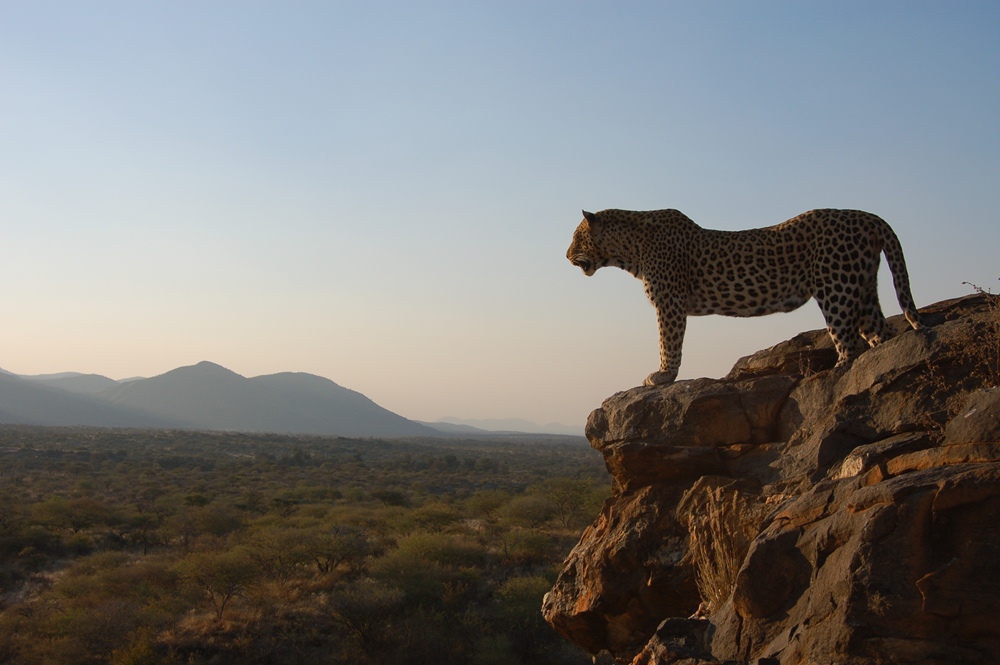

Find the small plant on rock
[[961, 279, 1000, 388]]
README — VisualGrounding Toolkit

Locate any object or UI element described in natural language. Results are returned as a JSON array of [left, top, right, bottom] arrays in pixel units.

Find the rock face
[[543, 294, 1000, 664]]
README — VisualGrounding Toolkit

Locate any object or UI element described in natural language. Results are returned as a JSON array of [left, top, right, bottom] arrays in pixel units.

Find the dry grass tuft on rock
[[687, 489, 764, 615]]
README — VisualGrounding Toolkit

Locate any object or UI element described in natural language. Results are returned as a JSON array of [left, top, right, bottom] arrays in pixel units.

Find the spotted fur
[[567, 208, 922, 386]]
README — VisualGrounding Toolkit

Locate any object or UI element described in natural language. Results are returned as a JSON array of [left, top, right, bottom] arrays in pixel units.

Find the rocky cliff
[[543, 293, 1000, 665]]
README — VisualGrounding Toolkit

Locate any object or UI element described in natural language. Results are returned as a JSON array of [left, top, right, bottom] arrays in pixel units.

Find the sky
[[2, 2, 998, 430]]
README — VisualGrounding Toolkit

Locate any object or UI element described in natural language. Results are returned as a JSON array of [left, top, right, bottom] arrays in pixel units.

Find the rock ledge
[[544, 294, 1000, 664]]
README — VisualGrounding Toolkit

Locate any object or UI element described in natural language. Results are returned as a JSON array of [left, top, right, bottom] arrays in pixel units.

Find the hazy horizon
[[3, 2, 998, 428]]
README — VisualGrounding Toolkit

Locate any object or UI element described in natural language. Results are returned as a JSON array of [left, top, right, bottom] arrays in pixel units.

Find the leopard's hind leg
[[815, 285, 868, 366], [858, 274, 890, 348]]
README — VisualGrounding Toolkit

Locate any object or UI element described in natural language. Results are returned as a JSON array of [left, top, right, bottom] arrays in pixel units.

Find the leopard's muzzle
[[570, 255, 596, 276]]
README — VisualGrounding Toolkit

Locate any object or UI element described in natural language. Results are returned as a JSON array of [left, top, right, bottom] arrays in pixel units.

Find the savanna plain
[[0, 426, 606, 664]]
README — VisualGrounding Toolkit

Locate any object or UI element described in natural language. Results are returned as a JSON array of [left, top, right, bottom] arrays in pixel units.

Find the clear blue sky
[[2, 2, 998, 429]]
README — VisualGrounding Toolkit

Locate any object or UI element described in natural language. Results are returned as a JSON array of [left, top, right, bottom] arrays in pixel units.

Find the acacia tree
[[500, 495, 557, 529], [494, 575, 558, 661], [244, 526, 311, 584], [305, 525, 377, 574], [0, 493, 27, 535], [467, 490, 510, 524], [537, 478, 600, 529], [122, 511, 162, 555], [176, 548, 259, 620], [326, 578, 405, 656], [33, 496, 113, 534]]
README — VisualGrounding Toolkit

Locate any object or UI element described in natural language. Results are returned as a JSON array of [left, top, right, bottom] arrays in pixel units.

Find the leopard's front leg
[[644, 296, 686, 386]]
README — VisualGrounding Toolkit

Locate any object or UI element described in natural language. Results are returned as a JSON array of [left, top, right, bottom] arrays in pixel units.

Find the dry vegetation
[[0, 426, 607, 664], [684, 485, 767, 615], [960, 279, 1000, 388], [915, 281, 1000, 429]]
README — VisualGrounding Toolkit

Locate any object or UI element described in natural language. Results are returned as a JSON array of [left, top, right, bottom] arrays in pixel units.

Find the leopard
[[566, 208, 922, 386]]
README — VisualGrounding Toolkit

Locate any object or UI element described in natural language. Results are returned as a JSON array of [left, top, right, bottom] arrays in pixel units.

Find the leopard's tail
[[874, 216, 922, 330]]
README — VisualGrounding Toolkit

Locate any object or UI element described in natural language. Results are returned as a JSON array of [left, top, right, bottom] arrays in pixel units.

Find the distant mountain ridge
[[0, 361, 435, 438], [27, 372, 121, 395], [432, 416, 582, 436]]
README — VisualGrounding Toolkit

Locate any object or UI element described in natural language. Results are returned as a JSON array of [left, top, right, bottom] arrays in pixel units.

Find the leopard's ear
[[582, 210, 598, 224]]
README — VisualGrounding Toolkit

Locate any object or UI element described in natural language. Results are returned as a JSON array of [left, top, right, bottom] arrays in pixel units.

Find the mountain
[[1, 361, 437, 438], [98, 362, 268, 430], [0, 371, 182, 428], [97, 362, 437, 438]]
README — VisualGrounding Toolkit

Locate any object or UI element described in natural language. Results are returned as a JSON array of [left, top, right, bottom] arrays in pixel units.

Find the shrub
[[961, 279, 1000, 388]]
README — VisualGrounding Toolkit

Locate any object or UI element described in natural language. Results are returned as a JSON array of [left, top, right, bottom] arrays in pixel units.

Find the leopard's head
[[567, 210, 605, 276]]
